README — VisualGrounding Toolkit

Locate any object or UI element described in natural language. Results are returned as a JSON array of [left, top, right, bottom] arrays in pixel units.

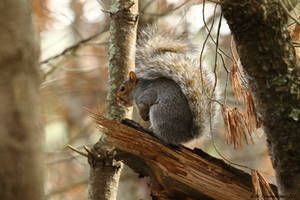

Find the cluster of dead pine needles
[[221, 63, 276, 199], [251, 170, 278, 200], [221, 63, 261, 149]]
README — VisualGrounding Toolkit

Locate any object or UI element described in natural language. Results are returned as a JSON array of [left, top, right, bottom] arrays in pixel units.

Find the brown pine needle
[[251, 170, 264, 200], [221, 105, 231, 142], [230, 63, 244, 102], [244, 89, 261, 135], [251, 170, 278, 200], [224, 62, 262, 149], [257, 171, 278, 200], [221, 104, 256, 149]]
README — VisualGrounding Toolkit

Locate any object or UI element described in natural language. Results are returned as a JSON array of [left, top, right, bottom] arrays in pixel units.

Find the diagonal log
[[90, 113, 277, 200]]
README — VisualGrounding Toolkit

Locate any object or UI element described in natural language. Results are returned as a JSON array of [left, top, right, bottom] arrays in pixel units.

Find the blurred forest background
[[34, 0, 299, 199]]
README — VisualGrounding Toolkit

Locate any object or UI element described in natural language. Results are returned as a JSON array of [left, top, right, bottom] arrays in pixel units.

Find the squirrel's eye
[[120, 85, 126, 92]]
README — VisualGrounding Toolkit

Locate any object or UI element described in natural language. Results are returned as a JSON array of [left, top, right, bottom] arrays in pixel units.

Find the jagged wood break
[[90, 113, 278, 200]]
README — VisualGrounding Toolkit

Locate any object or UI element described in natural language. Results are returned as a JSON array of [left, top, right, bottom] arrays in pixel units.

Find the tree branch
[[90, 114, 278, 200], [40, 30, 109, 65]]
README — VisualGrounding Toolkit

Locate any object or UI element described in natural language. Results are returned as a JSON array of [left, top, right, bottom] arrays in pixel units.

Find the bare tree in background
[[0, 0, 43, 200]]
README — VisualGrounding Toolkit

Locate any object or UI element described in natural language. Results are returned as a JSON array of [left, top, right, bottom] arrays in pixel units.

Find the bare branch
[[45, 180, 88, 199], [67, 145, 88, 157], [90, 113, 278, 200], [40, 30, 108, 65]]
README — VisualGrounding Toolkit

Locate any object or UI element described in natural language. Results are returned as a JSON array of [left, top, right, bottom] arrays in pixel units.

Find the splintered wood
[[90, 113, 260, 200]]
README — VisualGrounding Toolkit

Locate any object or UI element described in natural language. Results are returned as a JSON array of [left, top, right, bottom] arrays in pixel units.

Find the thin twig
[[212, 11, 223, 96], [201, 7, 234, 65], [224, 67, 229, 104], [201, 1, 254, 171], [67, 145, 88, 157], [279, 0, 300, 25], [40, 30, 108, 65], [45, 179, 88, 199], [200, 0, 217, 88], [207, 0, 221, 4], [84, 145, 93, 155], [46, 154, 83, 165], [142, 0, 190, 17]]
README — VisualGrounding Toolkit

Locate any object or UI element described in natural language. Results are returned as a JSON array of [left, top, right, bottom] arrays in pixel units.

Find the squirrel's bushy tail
[[135, 26, 218, 137], [136, 26, 197, 56]]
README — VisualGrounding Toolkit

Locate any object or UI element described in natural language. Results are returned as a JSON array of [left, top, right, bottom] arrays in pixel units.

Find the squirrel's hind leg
[[149, 105, 193, 145]]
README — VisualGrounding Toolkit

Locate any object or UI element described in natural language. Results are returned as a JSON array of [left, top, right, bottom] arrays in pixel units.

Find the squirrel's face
[[117, 71, 138, 107], [117, 81, 134, 107]]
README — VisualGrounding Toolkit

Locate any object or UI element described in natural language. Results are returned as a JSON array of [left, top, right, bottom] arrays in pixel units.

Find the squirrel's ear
[[129, 71, 137, 83]]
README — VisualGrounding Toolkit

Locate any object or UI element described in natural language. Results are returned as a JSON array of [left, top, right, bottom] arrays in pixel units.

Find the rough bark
[[0, 0, 43, 200], [88, 143, 123, 200], [88, 0, 139, 200], [106, 0, 139, 121], [221, 0, 300, 199], [91, 115, 279, 200]]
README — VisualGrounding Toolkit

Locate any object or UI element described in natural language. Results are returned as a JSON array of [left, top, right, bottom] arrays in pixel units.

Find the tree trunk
[[106, 0, 139, 121], [88, 0, 139, 200], [0, 0, 43, 200], [221, 0, 300, 199]]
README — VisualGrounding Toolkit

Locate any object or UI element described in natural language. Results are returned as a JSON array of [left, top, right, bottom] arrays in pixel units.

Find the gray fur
[[132, 26, 219, 144], [133, 78, 193, 144]]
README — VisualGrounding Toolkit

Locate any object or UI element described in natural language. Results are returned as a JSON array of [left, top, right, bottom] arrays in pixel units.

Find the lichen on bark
[[221, 0, 300, 198]]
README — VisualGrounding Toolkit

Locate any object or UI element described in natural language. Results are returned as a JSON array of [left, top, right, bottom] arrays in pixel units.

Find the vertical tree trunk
[[0, 0, 43, 200], [88, 0, 139, 200], [106, 0, 139, 121], [221, 0, 300, 199]]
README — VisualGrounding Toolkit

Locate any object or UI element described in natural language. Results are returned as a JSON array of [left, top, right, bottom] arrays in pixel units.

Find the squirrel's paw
[[121, 118, 153, 135]]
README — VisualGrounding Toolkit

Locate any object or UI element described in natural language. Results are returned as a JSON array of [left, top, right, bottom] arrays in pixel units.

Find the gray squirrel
[[117, 27, 218, 145]]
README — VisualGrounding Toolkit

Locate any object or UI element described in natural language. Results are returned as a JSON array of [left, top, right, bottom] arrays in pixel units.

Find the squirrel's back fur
[[135, 26, 218, 138]]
